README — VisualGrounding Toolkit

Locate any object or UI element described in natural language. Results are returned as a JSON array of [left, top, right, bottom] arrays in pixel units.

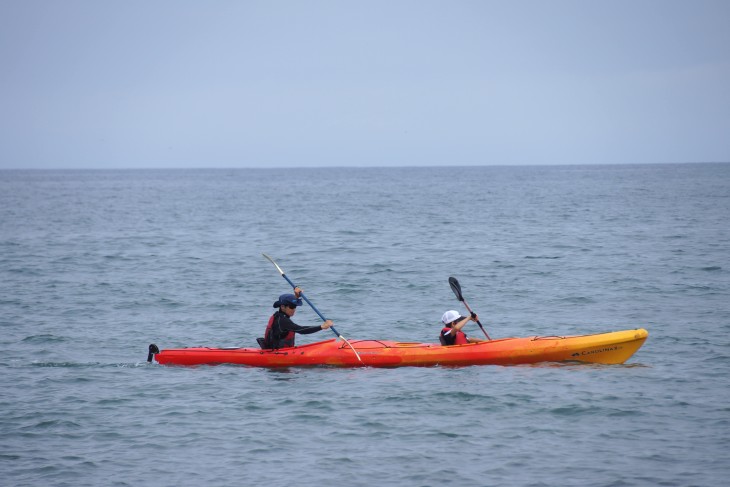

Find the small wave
[[5, 266, 46, 276], [700, 266, 722, 272], [524, 255, 561, 260], [103, 254, 135, 261], [365, 265, 394, 274], [548, 405, 603, 416], [22, 419, 82, 430], [26, 361, 148, 368], [520, 361, 649, 369], [683, 284, 714, 291], [22, 334, 66, 343], [429, 391, 491, 402], [158, 298, 184, 307], [559, 296, 594, 304]]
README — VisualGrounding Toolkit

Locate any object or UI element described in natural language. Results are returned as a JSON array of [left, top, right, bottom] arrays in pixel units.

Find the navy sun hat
[[273, 293, 303, 308]]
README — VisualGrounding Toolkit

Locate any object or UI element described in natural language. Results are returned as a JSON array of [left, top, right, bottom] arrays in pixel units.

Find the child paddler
[[439, 310, 487, 345]]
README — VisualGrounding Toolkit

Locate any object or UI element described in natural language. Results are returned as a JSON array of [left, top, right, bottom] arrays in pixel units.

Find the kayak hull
[[151, 328, 648, 368]]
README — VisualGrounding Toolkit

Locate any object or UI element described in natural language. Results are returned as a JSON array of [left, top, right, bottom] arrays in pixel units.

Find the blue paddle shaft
[[281, 273, 343, 338]]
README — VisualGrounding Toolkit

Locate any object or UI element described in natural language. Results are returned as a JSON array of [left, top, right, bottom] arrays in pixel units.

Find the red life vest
[[264, 313, 296, 349], [440, 326, 468, 345]]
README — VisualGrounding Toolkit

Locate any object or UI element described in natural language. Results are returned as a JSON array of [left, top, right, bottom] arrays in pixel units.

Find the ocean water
[[1, 163, 729, 486]]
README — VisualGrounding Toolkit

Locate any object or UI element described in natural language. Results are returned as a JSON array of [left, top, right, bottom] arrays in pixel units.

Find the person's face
[[282, 304, 297, 317]]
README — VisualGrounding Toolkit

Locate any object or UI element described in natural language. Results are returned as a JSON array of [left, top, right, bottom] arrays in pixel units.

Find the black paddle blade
[[448, 276, 464, 301]]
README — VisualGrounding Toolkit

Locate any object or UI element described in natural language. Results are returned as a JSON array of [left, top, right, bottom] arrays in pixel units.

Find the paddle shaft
[[461, 298, 491, 340], [263, 254, 363, 363], [279, 272, 342, 336], [449, 276, 491, 340]]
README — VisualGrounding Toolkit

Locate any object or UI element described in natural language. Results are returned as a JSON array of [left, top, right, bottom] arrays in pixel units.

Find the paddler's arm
[[289, 287, 332, 333], [280, 317, 332, 335], [299, 320, 332, 334], [452, 314, 478, 332], [294, 322, 331, 335]]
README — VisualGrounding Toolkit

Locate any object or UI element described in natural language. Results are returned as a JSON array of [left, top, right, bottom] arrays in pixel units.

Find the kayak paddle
[[262, 253, 363, 363], [448, 276, 491, 340]]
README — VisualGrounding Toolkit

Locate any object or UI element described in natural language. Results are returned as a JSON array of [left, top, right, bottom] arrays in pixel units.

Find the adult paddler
[[262, 287, 332, 349]]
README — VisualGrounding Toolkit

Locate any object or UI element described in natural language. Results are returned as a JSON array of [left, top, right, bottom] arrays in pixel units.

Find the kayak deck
[[150, 328, 648, 368]]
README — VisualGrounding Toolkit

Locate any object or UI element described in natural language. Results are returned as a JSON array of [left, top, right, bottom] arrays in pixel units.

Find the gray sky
[[1, 0, 728, 169]]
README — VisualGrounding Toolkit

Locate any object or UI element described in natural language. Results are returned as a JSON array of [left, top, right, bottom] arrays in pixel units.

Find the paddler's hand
[[470, 313, 479, 322], [294, 287, 303, 298], [321, 320, 333, 330]]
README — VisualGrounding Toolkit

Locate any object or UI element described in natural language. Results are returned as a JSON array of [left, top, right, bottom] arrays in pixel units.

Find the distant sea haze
[[1, 163, 728, 486]]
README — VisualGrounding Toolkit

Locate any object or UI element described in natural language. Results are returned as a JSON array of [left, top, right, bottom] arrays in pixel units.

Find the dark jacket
[[264, 310, 324, 349]]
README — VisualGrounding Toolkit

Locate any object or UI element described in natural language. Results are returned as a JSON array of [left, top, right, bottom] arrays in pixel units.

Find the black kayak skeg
[[147, 344, 160, 362]]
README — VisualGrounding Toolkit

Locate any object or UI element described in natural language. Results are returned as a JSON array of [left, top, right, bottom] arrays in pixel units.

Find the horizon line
[[1, 161, 728, 171]]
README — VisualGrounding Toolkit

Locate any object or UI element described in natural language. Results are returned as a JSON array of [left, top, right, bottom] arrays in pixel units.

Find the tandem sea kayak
[[148, 328, 648, 368]]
